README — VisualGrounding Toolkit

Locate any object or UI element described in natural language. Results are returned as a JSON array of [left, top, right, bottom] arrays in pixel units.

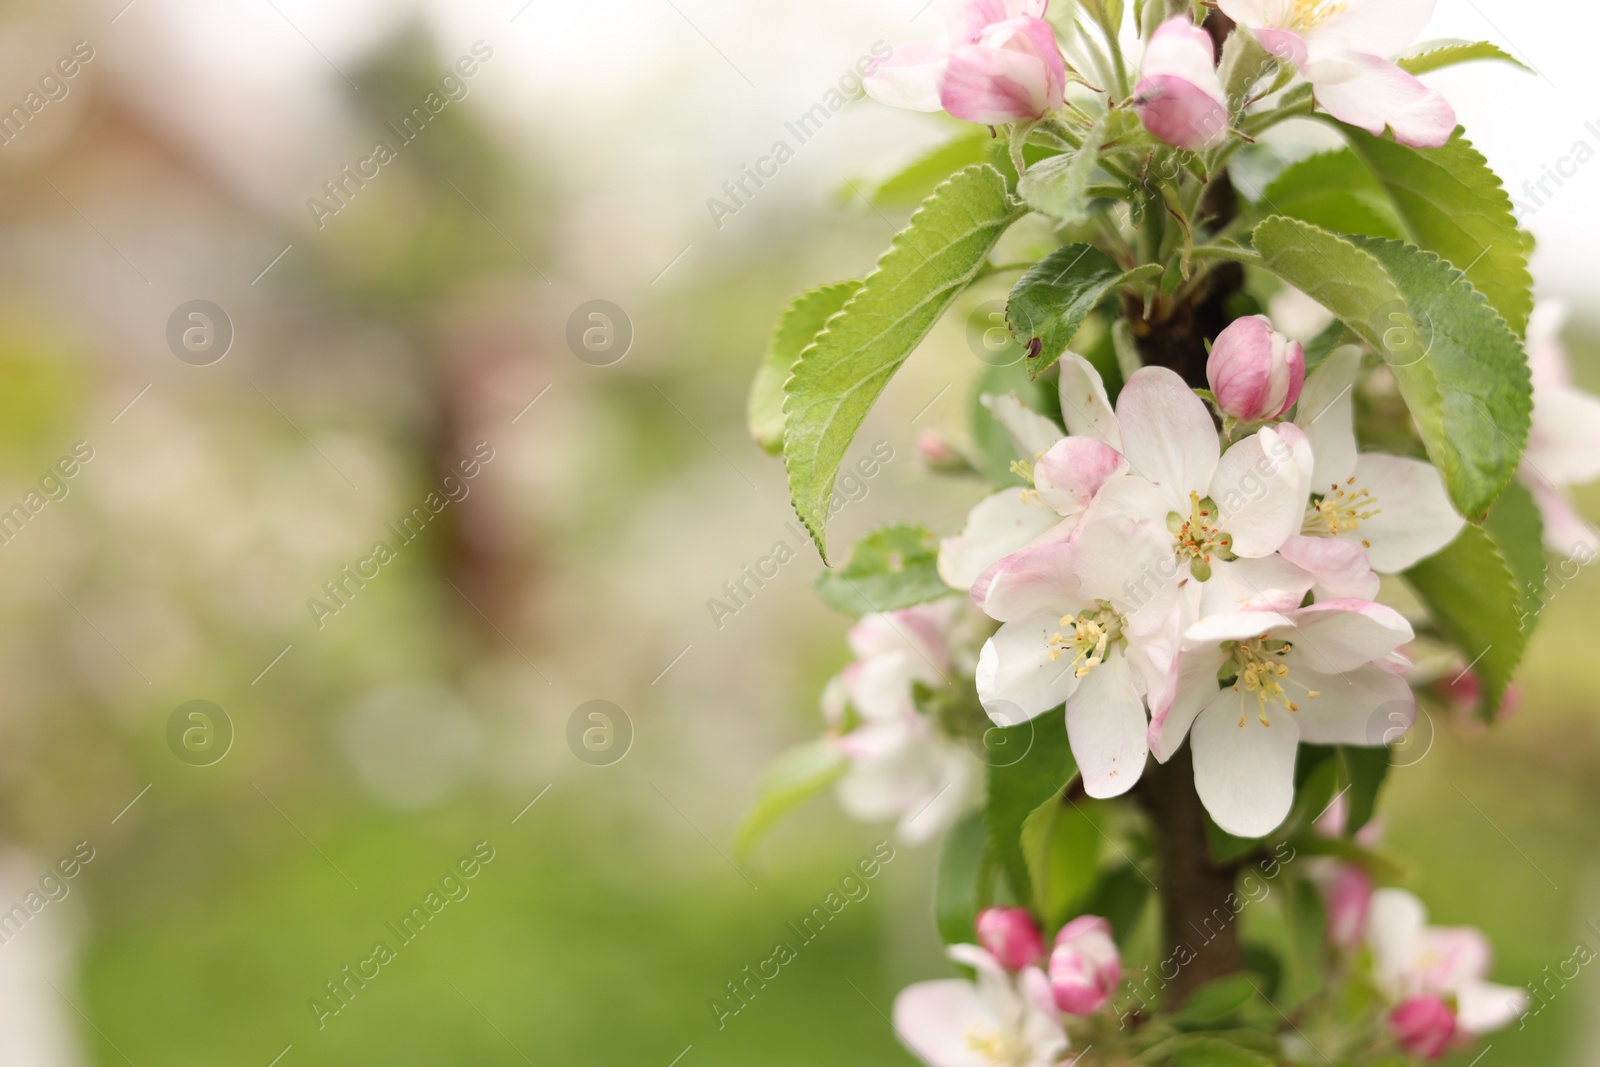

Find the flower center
[[965, 1025, 1031, 1066], [1305, 476, 1380, 545], [1286, 0, 1348, 31], [1046, 603, 1123, 678], [1230, 636, 1321, 725], [1009, 455, 1049, 509], [1171, 491, 1232, 577]]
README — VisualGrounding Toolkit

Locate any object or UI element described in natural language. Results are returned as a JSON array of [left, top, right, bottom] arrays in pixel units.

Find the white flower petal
[[977, 622, 1080, 721], [1344, 453, 1464, 572], [1456, 981, 1529, 1034], [1115, 367, 1220, 512], [1306, 49, 1454, 149], [892, 979, 996, 1067], [939, 490, 1063, 591], [1295, 345, 1360, 488], [1057, 351, 1121, 449], [1034, 437, 1127, 516], [1200, 555, 1315, 616], [1291, 665, 1413, 745], [1214, 426, 1313, 557], [1191, 687, 1301, 838], [1073, 514, 1184, 628], [864, 42, 950, 112], [1148, 644, 1228, 763], [1067, 652, 1148, 798], [1287, 600, 1414, 674], [1314, 0, 1438, 59], [1526, 382, 1600, 485], [1367, 888, 1427, 994], [978, 539, 1091, 622], [981, 392, 1065, 460], [1278, 534, 1381, 600]]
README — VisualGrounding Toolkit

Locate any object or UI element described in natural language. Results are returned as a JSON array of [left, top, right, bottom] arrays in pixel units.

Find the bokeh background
[[0, 0, 1594, 1064]]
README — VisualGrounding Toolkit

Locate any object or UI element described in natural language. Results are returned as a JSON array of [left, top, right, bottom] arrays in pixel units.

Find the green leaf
[[1171, 975, 1260, 1027], [1018, 115, 1107, 224], [986, 711, 1078, 905], [1143, 1034, 1276, 1066], [749, 281, 861, 454], [1256, 149, 1405, 240], [1250, 217, 1531, 520], [1218, 24, 1276, 116], [936, 810, 992, 946], [813, 523, 954, 615], [1007, 244, 1160, 378], [1406, 523, 1527, 720], [1485, 474, 1547, 634], [1336, 746, 1390, 835], [784, 164, 1024, 561], [1396, 39, 1529, 76], [869, 129, 993, 208], [1020, 796, 1100, 928], [735, 740, 847, 855], [1354, 234, 1532, 519], [1339, 126, 1533, 336]]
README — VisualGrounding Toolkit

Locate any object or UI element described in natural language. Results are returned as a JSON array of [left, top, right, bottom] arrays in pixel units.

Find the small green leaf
[[986, 711, 1078, 905], [1020, 796, 1100, 928], [1019, 115, 1107, 224], [1218, 24, 1275, 116], [784, 164, 1024, 561], [1396, 39, 1529, 76], [1171, 975, 1260, 1027], [749, 281, 861, 454], [735, 739, 847, 856], [937, 810, 992, 945], [1143, 1034, 1276, 1066], [1336, 746, 1390, 835], [1256, 149, 1405, 240], [813, 523, 954, 616], [1406, 523, 1527, 719], [1007, 244, 1160, 378], [869, 129, 993, 208], [1484, 473, 1547, 635], [1250, 217, 1532, 520], [1339, 126, 1533, 336]]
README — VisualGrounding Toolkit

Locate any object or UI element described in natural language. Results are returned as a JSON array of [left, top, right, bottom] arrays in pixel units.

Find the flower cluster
[[868, 0, 1457, 149], [944, 325, 1461, 836], [894, 908, 1122, 1067]]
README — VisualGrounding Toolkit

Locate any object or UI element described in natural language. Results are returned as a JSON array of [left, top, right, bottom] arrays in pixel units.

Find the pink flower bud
[[939, 14, 1067, 125], [915, 429, 969, 473], [1390, 994, 1459, 1059], [975, 907, 1046, 971], [1047, 915, 1121, 1015], [1207, 315, 1306, 421], [1133, 18, 1228, 150]]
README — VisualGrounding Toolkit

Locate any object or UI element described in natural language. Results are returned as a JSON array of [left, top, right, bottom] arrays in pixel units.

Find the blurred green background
[[0, 1, 1594, 1064]]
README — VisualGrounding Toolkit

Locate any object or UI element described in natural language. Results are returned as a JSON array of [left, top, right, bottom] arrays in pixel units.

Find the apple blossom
[[1216, 0, 1455, 147], [893, 943, 1068, 1067], [1133, 17, 1229, 151], [1366, 888, 1527, 1054], [973, 513, 1186, 797], [824, 603, 978, 844], [1283, 346, 1464, 597], [1517, 302, 1600, 554], [938, 389, 1124, 592], [1047, 915, 1121, 1014], [863, 1, 1067, 126], [1152, 600, 1415, 837], [1078, 363, 1316, 605], [1207, 314, 1306, 422], [976, 907, 1046, 971]]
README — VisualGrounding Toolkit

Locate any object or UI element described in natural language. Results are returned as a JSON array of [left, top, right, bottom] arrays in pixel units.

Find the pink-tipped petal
[[1306, 51, 1455, 149]]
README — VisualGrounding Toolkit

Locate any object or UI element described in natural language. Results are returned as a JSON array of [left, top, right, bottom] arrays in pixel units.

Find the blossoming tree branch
[[740, 1, 1600, 1063]]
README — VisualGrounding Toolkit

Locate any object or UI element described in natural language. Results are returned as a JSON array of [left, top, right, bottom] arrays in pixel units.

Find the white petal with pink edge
[[1305, 50, 1455, 149]]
